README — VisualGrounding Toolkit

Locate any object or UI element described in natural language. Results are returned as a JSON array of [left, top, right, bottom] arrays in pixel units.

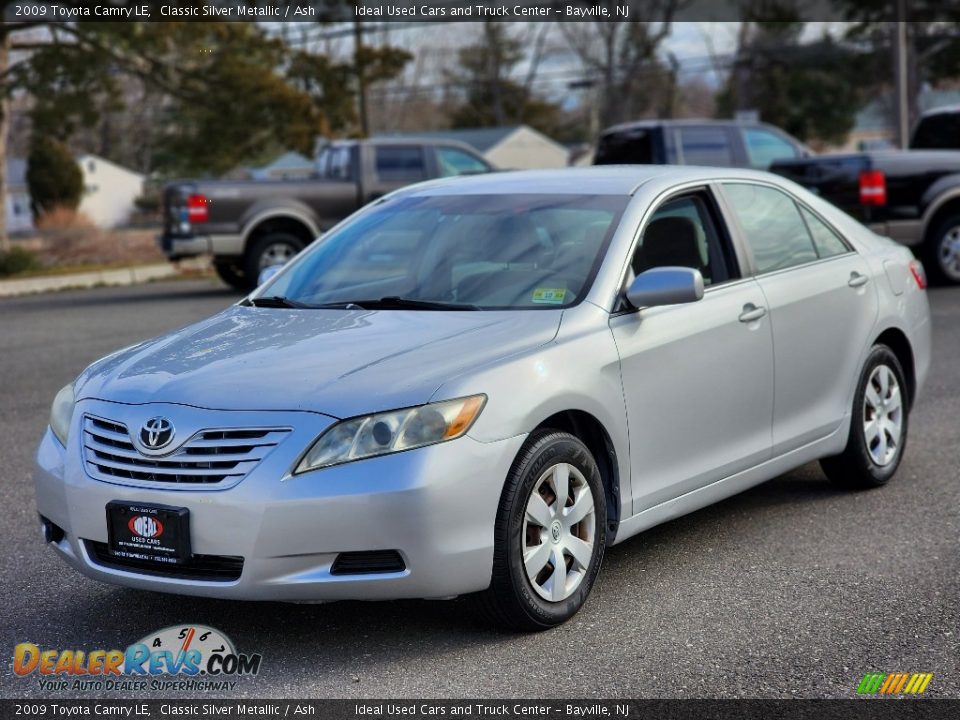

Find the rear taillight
[[186, 194, 209, 223], [909, 260, 927, 289], [859, 170, 887, 206]]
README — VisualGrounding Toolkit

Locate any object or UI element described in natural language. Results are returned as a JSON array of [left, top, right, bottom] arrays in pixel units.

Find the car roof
[[600, 118, 770, 135], [397, 165, 784, 197]]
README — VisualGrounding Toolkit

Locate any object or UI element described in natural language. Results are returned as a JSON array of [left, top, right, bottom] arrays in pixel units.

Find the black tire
[[213, 262, 251, 291], [243, 233, 305, 283], [922, 215, 960, 286], [475, 429, 606, 631], [820, 345, 909, 490]]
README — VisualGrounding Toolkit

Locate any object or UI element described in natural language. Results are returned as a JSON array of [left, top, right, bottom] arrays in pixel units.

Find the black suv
[[593, 119, 810, 170]]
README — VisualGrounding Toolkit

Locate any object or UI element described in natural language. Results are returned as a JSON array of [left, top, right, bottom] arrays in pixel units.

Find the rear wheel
[[476, 430, 606, 631], [923, 215, 960, 285], [820, 345, 909, 489], [244, 233, 305, 283]]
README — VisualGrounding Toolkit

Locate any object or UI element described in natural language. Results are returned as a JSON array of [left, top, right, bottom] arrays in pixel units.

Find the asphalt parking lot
[[1, 279, 958, 699]]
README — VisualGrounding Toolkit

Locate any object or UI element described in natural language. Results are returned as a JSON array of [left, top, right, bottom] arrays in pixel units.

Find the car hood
[[76, 306, 562, 417]]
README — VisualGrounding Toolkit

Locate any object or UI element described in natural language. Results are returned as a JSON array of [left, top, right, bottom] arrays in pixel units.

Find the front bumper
[[34, 399, 524, 602]]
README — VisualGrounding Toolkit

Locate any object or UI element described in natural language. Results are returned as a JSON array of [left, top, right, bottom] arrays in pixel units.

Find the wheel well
[[245, 216, 315, 252], [924, 197, 960, 243], [535, 410, 621, 541], [875, 328, 916, 410]]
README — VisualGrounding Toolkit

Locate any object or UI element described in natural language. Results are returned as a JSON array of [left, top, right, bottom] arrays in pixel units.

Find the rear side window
[[677, 127, 735, 166], [722, 184, 818, 273], [375, 146, 426, 182], [799, 206, 850, 258], [594, 128, 654, 165], [743, 128, 799, 169], [912, 112, 960, 149]]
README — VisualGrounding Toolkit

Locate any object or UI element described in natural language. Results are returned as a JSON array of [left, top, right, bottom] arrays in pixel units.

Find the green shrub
[[0, 247, 43, 277], [26, 136, 83, 218]]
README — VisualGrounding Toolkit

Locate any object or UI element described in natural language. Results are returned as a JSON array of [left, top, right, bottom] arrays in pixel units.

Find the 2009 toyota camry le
[[35, 167, 931, 630]]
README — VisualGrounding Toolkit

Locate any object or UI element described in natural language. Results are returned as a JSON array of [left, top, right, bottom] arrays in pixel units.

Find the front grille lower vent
[[82, 416, 289, 488], [84, 540, 243, 582], [330, 550, 406, 576]]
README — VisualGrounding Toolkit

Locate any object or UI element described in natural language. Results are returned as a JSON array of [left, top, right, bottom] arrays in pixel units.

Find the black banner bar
[[4, 0, 960, 24], [2, 700, 960, 720]]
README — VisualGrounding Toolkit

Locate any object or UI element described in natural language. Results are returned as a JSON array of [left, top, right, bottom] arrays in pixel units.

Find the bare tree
[[560, 0, 685, 131]]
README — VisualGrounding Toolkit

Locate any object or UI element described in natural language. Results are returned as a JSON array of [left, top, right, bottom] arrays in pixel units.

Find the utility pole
[[353, 18, 369, 137], [894, 0, 909, 148]]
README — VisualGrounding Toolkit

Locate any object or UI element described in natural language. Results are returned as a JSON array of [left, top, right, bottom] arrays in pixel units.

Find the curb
[[0, 263, 184, 298]]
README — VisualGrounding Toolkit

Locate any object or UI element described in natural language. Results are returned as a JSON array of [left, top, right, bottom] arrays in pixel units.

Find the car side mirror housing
[[626, 267, 704, 309], [257, 264, 284, 287]]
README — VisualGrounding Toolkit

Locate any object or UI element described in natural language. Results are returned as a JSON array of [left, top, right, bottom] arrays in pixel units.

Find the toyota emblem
[[140, 417, 174, 450]]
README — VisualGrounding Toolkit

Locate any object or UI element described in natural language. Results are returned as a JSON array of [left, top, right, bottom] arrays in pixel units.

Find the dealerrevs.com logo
[[13, 625, 262, 692], [857, 672, 934, 695]]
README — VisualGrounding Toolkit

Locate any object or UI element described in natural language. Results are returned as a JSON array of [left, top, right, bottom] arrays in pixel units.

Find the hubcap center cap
[[549, 520, 563, 544]]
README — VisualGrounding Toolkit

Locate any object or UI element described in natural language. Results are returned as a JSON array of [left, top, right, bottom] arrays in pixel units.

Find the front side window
[[375, 147, 426, 182], [678, 127, 735, 166], [265, 194, 628, 309], [723, 183, 818, 273], [437, 147, 489, 177], [743, 128, 799, 169], [631, 194, 734, 286]]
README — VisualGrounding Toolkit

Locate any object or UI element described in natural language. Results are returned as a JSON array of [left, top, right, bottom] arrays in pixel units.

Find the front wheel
[[923, 216, 960, 285], [476, 430, 606, 631], [820, 345, 909, 489], [244, 233, 305, 283]]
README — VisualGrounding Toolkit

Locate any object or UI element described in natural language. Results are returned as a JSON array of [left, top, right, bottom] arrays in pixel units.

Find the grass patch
[[0, 247, 43, 277]]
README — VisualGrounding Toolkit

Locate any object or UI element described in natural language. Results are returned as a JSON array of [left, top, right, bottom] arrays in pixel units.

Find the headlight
[[295, 395, 486, 474], [49, 383, 76, 447]]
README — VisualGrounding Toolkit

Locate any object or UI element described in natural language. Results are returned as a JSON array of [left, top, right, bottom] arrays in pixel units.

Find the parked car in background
[[771, 149, 960, 284], [592, 119, 810, 170], [159, 139, 493, 289], [38, 167, 930, 630]]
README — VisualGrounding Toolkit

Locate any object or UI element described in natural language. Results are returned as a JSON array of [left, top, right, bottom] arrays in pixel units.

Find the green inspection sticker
[[532, 288, 567, 304]]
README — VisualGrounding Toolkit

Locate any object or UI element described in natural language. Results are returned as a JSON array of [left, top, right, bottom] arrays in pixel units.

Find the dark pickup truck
[[772, 149, 960, 284], [160, 138, 493, 289]]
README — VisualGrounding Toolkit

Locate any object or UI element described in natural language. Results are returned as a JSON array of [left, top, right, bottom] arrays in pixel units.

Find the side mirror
[[626, 267, 704, 308], [257, 264, 284, 287]]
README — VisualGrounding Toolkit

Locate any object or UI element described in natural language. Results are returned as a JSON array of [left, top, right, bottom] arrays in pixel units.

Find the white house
[[380, 125, 570, 170], [4, 159, 34, 234], [76, 154, 144, 228]]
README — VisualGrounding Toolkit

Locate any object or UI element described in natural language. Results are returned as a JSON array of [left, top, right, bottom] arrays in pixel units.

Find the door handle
[[848, 271, 870, 288], [738, 303, 767, 323]]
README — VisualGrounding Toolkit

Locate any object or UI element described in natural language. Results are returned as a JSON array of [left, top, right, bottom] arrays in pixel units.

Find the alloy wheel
[[522, 462, 597, 602], [258, 243, 298, 271], [938, 226, 960, 282], [863, 364, 904, 467]]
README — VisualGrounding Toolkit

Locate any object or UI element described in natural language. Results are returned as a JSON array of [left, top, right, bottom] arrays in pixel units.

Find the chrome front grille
[[82, 416, 290, 488]]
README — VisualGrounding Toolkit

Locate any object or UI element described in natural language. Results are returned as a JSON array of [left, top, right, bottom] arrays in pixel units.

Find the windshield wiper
[[244, 296, 314, 309], [347, 296, 479, 311]]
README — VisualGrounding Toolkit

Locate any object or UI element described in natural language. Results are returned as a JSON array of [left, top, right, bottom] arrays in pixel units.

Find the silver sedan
[[34, 167, 931, 630]]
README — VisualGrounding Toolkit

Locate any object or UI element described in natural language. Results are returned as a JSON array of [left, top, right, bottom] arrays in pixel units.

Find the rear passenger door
[[719, 182, 880, 456]]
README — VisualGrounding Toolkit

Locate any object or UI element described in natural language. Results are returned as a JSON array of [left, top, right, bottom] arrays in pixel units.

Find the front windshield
[[263, 194, 629, 310]]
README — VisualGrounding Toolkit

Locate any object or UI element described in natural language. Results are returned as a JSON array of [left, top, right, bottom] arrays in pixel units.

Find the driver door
[[609, 188, 775, 513]]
